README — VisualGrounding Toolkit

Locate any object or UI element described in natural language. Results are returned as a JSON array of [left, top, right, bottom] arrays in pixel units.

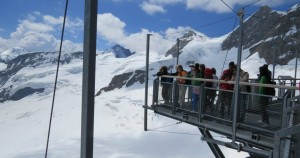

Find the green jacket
[[259, 76, 267, 94], [187, 71, 203, 86]]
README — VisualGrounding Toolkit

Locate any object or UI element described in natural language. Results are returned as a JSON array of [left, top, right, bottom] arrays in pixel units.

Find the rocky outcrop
[[0, 87, 44, 103], [0, 51, 83, 86], [165, 30, 203, 57], [0, 51, 83, 102], [221, 5, 300, 65], [95, 70, 145, 96], [103, 44, 135, 58]]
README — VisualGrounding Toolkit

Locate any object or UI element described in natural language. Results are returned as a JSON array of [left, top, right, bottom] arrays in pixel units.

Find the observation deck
[[144, 76, 300, 158]]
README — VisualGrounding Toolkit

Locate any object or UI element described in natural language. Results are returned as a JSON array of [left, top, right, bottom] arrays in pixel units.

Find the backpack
[[166, 73, 174, 83], [265, 80, 276, 96], [204, 68, 213, 87], [246, 85, 251, 93], [242, 71, 250, 92]]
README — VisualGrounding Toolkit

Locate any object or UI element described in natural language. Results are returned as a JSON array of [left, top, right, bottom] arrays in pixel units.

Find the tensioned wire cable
[[220, 16, 238, 77], [160, 16, 236, 36], [151, 34, 201, 63], [147, 121, 200, 136], [220, 0, 237, 14], [148, 121, 182, 130], [44, 0, 68, 157]]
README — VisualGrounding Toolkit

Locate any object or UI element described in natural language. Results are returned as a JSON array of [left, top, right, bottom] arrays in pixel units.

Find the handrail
[[160, 75, 299, 90]]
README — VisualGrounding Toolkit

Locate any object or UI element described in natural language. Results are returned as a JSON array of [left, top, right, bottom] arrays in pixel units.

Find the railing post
[[172, 80, 179, 115], [152, 78, 159, 106], [144, 34, 151, 131], [281, 92, 291, 128], [198, 84, 206, 122]]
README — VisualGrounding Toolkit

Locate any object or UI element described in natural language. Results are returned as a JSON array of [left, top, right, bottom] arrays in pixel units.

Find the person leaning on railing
[[186, 64, 203, 111], [173, 65, 187, 107], [258, 65, 270, 127], [156, 66, 172, 104], [219, 67, 234, 119], [230, 65, 249, 122]]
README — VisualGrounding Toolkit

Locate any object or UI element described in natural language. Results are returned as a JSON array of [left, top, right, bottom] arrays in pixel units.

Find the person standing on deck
[[156, 66, 172, 104], [230, 65, 249, 121], [176, 65, 187, 107], [187, 64, 203, 111], [219, 62, 234, 118], [258, 66, 270, 127]]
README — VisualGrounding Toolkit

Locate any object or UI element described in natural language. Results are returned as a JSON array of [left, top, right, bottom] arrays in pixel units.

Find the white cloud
[[140, 0, 295, 14], [149, 0, 184, 5], [186, 0, 231, 13], [11, 20, 54, 39], [140, 2, 167, 15], [56, 40, 83, 53], [165, 26, 192, 40], [97, 13, 126, 42], [43, 15, 63, 25], [0, 13, 83, 53], [119, 29, 173, 54], [96, 13, 175, 54]]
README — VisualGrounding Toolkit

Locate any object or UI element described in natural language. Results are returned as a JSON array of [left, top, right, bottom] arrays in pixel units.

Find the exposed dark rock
[[165, 30, 201, 57], [0, 51, 83, 102], [0, 51, 83, 86], [9, 87, 44, 101], [103, 44, 135, 58], [95, 70, 145, 96], [126, 70, 145, 87], [0, 87, 44, 102], [221, 5, 300, 65]]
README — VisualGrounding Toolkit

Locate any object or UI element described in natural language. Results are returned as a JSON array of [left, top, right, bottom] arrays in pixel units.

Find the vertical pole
[[294, 40, 298, 86], [81, 0, 98, 158], [144, 34, 151, 131], [232, 8, 244, 143], [272, 46, 275, 80], [176, 38, 180, 65]]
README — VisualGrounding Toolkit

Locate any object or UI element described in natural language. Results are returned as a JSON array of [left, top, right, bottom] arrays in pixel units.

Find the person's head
[[192, 66, 199, 74], [229, 61, 235, 69], [259, 66, 268, 76], [231, 64, 237, 74], [211, 67, 216, 75], [195, 63, 200, 69], [176, 65, 183, 72], [189, 64, 195, 70], [199, 64, 205, 71], [160, 66, 167, 72]]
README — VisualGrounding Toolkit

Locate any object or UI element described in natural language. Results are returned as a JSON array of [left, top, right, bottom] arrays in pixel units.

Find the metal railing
[[151, 75, 300, 157]]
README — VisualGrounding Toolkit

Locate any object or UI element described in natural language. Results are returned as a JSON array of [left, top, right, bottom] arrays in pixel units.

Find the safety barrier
[[151, 75, 300, 157]]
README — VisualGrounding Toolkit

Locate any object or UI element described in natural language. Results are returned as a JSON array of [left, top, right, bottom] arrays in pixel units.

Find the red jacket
[[220, 69, 234, 90]]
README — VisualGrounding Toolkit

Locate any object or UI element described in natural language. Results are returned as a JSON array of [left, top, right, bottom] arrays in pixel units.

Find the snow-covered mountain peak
[[288, 3, 300, 13], [180, 30, 207, 41], [0, 47, 29, 62], [103, 44, 135, 58]]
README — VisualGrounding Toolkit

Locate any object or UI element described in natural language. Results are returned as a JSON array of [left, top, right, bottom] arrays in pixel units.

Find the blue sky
[[0, 0, 298, 52]]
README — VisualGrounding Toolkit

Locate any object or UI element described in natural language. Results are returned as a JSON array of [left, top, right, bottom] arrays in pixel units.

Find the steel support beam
[[144, 34, 150, 131], [232, 8, 244, 143], [81, 0, 98, 158], [199, 128, 225, 158]]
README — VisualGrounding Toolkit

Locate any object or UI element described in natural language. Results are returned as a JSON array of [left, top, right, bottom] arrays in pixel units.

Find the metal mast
[[177, 38, 180, 65], [232, 8, 244, 143], [81, 0, 98, 158], [144, 34, 151, 131]]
